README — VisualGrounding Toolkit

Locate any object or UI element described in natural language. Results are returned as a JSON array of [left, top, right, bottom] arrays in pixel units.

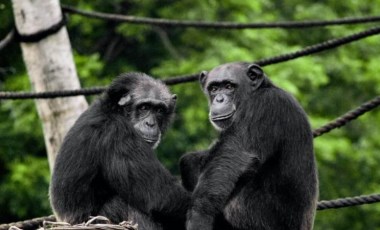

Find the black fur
[[180, 62, 318, 230], [50, 72, 190, 230]]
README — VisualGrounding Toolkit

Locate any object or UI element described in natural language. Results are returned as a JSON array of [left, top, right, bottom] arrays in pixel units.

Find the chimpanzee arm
[[180, 150, 209, 191], [150, 175, 190, 229], [134, 151, 191, 229], [102, 150, 131, 198], [139, 152, 190, 214], [186, 143, 260, 230], [103, 147, 190, 227]]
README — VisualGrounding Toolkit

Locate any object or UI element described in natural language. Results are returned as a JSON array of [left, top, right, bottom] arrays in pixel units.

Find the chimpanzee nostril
[[215, 94, 224, 103], [145, 120, 156, 127]]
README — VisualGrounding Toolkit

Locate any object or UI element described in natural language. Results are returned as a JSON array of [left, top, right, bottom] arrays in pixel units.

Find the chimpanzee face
[[201, 71, 237, 131], [117, 78, 176, 148], [200, 63, 265, 131]]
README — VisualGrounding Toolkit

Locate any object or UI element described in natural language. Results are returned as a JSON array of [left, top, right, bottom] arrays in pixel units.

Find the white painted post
[[11, 0, 88, 171]]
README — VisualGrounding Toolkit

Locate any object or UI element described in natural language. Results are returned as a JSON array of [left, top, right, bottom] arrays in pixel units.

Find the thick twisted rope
[[0, 87, 106, 99], [2, 26, 380, 100], [13, 15, 66, 43], [1, 93, 378, 139], [61, 5, 380, 30], [312, 96, 380, 137], [161, 26, 380, 85], [317, 194, 380, 210], [0, 215, 55, 230], [2, 193, 379, 229], [256, 26, 380, 66]]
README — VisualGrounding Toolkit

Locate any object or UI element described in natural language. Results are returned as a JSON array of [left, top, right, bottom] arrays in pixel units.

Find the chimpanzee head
[[200, 62, 266, 131], [106, 72, 177, 148]]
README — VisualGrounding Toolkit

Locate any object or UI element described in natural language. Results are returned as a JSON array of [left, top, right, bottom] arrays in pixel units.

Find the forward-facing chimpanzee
[[50, 72, 190, 230], [180, 62, 318, 230]]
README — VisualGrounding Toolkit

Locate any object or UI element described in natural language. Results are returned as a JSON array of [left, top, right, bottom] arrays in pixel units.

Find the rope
[[1, 193, 379, 229], [164, 26, 380, 84], [0, 215, 55, 230], [41, 216, 138, 230], [13, 15, 66, 43], [313, 96, 380, 137], [0, 30, 15, 51], [317, 194, 380, 210], [61, 5, 380, 29], [0, 87, 106, 99], [2, 26, 380, 100], [121, 25, 380, 86], [256, 26, 380, 66]]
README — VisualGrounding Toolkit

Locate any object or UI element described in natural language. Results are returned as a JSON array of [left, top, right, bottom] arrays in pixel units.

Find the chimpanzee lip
[[137, 132, 158, 143], [211, 110, 235, 121], [143, 137, 158, 143]]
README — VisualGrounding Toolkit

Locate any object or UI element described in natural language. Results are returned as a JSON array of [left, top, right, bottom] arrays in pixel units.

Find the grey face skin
[[200, 63, 265, 131], [118, 77, 177, 148], [200, 69, 237, 131]]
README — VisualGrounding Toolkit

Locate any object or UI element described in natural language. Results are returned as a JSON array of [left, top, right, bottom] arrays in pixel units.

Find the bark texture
[[11, 0, 88, 171]]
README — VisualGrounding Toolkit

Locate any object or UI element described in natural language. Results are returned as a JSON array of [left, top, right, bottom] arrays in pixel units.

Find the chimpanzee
[[180, 62, 318, 230], [50, 72, 190, 230]]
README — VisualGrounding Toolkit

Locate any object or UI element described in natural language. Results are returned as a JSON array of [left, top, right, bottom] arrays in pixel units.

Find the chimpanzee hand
[[186, 210, 213, 230]]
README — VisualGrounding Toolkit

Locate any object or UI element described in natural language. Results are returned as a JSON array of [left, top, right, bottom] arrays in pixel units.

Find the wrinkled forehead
[[132, 81, 171, 104], [206, 63, 247, 85]]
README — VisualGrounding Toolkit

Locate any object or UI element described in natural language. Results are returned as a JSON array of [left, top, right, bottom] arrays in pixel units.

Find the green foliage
[[1, 0, 380, 228], [0, 156, 51, 220]]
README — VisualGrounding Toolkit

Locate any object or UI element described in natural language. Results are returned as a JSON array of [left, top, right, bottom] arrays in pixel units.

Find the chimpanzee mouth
[[136, 129, 160, 144], [143, 137, 158, 143], [211, 110, 236, 121], [137, 132, 159, 144], [138, 132, 161, 148]]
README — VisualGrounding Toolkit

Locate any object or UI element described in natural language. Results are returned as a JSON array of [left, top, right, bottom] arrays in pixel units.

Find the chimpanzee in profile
[[50, 72, 190, 230], [180, 62, 318, 230]]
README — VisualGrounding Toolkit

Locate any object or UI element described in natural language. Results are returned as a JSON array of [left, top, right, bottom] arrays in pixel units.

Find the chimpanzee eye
[[210, 86, 218, 92], [157, 108, 164, 113], [139, 105, 149, 111], [225, 83, 233, 90]]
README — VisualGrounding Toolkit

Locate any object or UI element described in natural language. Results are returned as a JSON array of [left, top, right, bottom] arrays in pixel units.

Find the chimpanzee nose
[[145, 118, 156, 127], [215, 94, 224, 103]]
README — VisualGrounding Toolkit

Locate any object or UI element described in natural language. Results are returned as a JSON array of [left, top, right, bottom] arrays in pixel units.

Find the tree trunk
[[11, 0, 88, 171]]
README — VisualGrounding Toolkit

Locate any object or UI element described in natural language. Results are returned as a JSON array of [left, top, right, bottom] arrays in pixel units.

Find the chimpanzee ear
[[247, 64, 265, 90], [107, 73, 139, 105], [199, 71, 208, 89], [118, 94, 132, 106], [171, 94, 177, 107], [167, 94, 177, 113]]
